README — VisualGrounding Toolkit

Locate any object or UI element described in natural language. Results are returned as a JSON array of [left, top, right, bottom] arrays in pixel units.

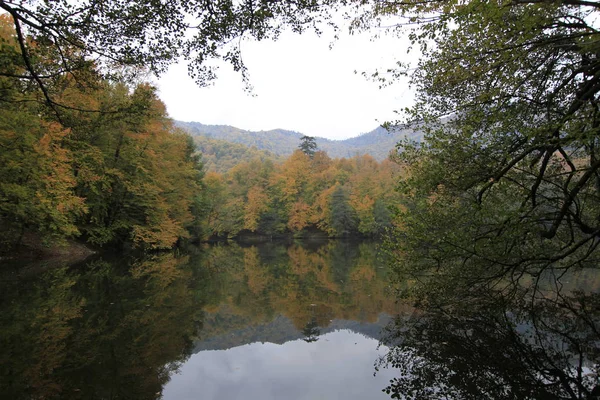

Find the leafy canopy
[[0, 0, 351, 106], [370, 0, 600, 303], [0, 16, 204, 250]]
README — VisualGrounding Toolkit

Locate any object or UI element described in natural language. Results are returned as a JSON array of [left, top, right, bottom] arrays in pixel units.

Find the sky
[[155, 25, 415, 141]]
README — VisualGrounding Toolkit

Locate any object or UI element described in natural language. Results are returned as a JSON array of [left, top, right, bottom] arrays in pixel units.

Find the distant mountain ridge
[[175, 120, 423, 161]]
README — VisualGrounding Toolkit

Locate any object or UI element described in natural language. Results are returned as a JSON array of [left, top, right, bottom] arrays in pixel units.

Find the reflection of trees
[[0, 254, 204, 399], [192, 241, 404, 339], [302, 317, 321, 343], [378, 275, 600, 400]]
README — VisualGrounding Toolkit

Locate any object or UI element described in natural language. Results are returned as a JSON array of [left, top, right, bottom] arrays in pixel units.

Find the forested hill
[[175, 121, 423, 161], [192, 136, 284, 173]]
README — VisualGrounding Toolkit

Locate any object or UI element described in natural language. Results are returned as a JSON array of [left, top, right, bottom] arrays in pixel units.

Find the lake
[[3, 240, 599, 399], [0, 240, 410, 399]]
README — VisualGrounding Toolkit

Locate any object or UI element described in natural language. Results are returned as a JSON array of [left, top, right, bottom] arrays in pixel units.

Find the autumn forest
[[3, 0, 600, 398], [0, 12, 406, 255], [0, 13, 201, 251]]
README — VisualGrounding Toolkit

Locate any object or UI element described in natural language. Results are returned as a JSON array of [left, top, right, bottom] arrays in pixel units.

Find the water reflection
[[0, 254, 205, 399], [161, 240, 406, 400], [163, 330, 397, 400], [377, 268, 600, 399], [302, 317, 321, 343], [8, 241, 597, 400], [187, 240, 406, 350], [1, 240, 403, 400]]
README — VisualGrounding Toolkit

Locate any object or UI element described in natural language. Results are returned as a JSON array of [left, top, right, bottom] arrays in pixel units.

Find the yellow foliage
[[287, 201, 312, 231], [244, 186, 270, 231]]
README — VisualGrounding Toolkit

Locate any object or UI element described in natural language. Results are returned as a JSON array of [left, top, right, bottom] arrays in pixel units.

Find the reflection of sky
[[163, 329, 397, 400]]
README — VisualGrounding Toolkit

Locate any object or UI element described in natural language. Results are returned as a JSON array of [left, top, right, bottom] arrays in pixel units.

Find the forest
[[191, 135, 283, 174], [0, 0, 597, 286], [2, 0, 600, 398], [0, 12, 403, 254], [0, 14, 204, 251], [1, 0, 598, 289], [198, 146, 403, 239]]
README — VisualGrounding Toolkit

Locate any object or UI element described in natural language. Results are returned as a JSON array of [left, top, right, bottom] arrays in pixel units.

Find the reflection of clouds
[[163, 330, 396, 400]]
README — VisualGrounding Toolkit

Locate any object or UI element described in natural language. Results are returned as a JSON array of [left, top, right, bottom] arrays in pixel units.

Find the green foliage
[[329, 185, 358, 236], [299, 135, 318, 158], [193, 135, 282, 173], [372, 0, 600, 306], [0, 21, 86, 246], [373, 199, 392, 234], [345, 9, 600, 392], [0, 113, 86, 245], [179, 121, 307, 156], [1, 0, 346, 99], [64, 83, 203, 249]]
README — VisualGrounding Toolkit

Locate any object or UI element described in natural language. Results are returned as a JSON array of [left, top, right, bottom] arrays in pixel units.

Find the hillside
[[193, 136, 284, 173], [320, 125, 423, 160], [175, 121, 423, 161], [176, 121, 304, 156]]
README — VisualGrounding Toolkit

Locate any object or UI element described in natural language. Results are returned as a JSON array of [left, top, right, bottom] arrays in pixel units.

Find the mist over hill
[[175, 121, 423, 161]]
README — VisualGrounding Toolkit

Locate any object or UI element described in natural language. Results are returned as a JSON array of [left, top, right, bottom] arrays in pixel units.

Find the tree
[[63, 83, 202, 249], [0, 16, 87, 248], [0, 117, 87, 247], [0, 15, 208, 251], [244, 186, 270, 231], [299, 135, 318, 158], [287, 200, 312, 231], [0, 0, 345, 113], [372, 199, 392, 234], [372, 0, 600, 303], [359, 5, 600, 392], [329, 185, 357, 236], [301, 318, 321, 343]]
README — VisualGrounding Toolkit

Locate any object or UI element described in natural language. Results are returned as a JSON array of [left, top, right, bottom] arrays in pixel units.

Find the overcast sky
[[155, 25, 415, 140]]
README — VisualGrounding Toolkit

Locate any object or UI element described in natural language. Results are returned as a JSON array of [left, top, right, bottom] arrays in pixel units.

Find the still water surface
[[1, 240, 405, 399], [5, 240, 598, 399]]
